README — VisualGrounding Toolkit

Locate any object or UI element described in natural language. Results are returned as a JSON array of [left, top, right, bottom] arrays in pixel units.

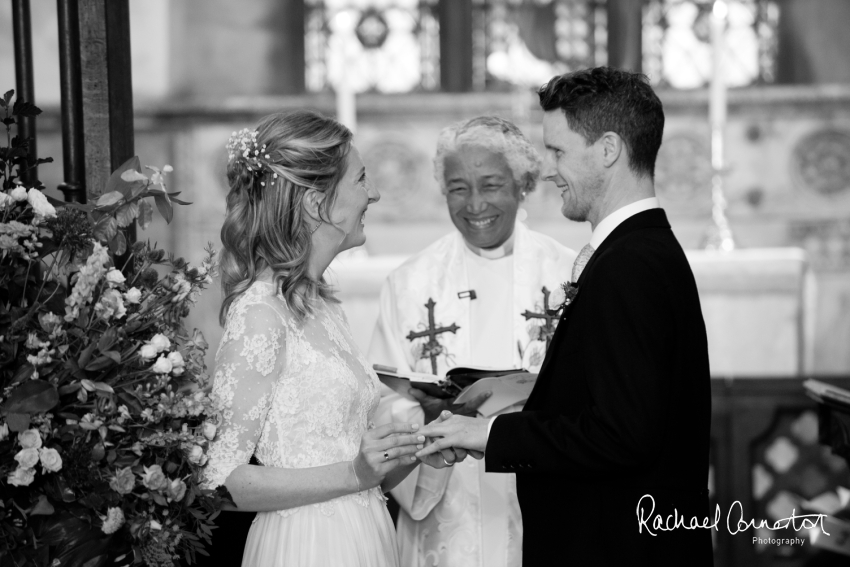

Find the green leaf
[[1, 380, 59, 413], [91, 443, 105, 461], [109, 231, 126, 255], [96, 191, 124, 207], [104, 156, 142, 197], [115, 201, 139, 228], [12, 100, 42, 117], [98, 327, 118, 352], [1, 89, 12, 107], [137, 199, 153, 230], [78, 342, 97, 368], [6, 412, 30, 432], [154, 193, 173, 224], [93, 216, 118, 243], [29, 495, 55, 516], [100, 352, 121, 366], [10, 364, 35, 384], [84, 355, 118, 372]]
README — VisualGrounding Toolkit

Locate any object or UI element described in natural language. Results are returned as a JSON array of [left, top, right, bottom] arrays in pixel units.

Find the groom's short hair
[[538, 67, 664, 179]]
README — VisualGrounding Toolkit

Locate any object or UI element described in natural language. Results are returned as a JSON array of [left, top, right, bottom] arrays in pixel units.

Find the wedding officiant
[[369, 116, 576, 567]]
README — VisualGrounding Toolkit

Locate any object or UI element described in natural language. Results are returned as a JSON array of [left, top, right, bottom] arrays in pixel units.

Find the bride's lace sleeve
[[202, 298, 286, 489]]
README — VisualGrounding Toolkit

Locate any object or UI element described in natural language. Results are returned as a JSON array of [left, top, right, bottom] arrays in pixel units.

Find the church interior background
[[3, 0, 850, 564]]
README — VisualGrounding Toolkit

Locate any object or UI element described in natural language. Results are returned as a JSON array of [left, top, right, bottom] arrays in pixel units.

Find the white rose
[[8, 466, 35, 486], [18, 428, 43, 449], [0, 422, 8, 442], [188, 444, 204, 464], [105, 268, 126, 286], [139, 344, 158, 360], [14, 447, 40, 469], [141, 464, 167, 491], [27, 188, 57, 218], [39, 447, 63, 473], [10, 186, 27, 201], [167, 351, 185, 368], [548, 286, 566, 308], [124, 287, 142, 304], [149, 333, 171, 353], [101, 507, 125, 535], [0, 192, 13, 209], [202, 422, 216, 441], [166, 478, 187, 502], [151, 355, 173, 375]]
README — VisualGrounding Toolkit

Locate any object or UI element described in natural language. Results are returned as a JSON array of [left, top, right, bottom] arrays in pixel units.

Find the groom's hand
[[416, 412, 489, 457], [408, 386, 492, 424]]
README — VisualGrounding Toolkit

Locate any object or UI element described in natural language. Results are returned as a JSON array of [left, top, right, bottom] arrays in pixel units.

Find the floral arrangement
[[0, 91, 228, 567]]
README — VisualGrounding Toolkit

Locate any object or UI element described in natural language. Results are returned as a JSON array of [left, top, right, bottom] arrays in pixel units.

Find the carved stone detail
[[654, 132, 712, 211], [792, 129, 850, 197]]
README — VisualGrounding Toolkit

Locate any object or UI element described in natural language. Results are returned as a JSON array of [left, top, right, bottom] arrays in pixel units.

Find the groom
[[417, 67, 713, 566]]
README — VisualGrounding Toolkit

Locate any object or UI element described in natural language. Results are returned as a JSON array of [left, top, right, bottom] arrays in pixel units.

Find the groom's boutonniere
[[555, 281, 579, 311]]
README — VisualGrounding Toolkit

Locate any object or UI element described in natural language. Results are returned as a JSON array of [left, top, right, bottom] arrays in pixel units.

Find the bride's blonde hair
[[219, 110, 351, 325]]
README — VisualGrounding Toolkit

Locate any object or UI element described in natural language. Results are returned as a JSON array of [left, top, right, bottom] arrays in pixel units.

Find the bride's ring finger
[[383, 451, 389, 462]]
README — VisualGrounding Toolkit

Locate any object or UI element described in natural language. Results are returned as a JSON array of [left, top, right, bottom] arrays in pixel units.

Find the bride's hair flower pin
[[226, 128, 269, 179]]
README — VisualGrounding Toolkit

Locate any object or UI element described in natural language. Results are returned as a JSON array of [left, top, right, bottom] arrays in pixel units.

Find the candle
[[709, 0, 727, 170], [335, 80, 357, 135]]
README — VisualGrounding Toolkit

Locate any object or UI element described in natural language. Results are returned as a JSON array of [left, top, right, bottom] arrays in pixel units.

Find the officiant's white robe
[[369, 221, 575, 567]]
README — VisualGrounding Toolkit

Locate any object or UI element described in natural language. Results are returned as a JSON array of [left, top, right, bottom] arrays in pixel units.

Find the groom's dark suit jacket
[[486, 209, 713, 566]]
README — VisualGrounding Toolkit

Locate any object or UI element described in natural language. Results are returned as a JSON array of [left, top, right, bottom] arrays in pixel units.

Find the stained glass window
[[305, 0, 439, 93], [472, 0, 606, 90], [643, 0, 779, 89]]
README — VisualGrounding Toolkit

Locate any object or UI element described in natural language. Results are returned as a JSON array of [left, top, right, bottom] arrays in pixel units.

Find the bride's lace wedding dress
[[202, 281, 398, 566]]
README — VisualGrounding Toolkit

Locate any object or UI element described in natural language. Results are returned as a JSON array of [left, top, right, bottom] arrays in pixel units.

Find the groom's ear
[[599, 132, 624, 169]]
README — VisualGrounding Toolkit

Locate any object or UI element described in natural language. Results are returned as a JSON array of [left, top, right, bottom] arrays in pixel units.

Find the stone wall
[[27, 83, 850, 374]]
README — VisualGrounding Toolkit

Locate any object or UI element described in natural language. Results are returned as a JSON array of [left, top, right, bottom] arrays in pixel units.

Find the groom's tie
[[571, 244, 595, 282]]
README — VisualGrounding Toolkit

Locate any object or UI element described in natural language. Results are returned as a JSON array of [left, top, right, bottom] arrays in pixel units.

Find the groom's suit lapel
[[572, 208, 671, 293], [526, 209, 672, 405]]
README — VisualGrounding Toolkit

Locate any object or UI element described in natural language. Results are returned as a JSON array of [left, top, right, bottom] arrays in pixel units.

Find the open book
[[373, 364, 537, 417], [804, 379, 850, 412]]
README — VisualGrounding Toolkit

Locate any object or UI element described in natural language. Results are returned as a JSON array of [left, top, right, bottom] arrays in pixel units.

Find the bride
[[201, 110, 458, 566]]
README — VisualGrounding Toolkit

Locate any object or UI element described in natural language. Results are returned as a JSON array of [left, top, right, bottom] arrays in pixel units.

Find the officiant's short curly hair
[[539, 66, 664, 179], [433, 116, 541, 195]]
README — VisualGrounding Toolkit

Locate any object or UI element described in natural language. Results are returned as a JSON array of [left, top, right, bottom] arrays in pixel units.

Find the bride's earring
[[310, 221, 322, 235]]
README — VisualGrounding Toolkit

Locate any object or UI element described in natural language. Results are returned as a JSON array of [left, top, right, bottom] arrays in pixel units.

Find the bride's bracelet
[[350, 460, 362, 493]]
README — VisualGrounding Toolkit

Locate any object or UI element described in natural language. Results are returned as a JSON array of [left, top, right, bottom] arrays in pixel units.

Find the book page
[[454, 372, 537, 417]]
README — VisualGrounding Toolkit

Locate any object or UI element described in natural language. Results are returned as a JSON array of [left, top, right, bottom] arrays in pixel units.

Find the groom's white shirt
[[485, 196, 661, 440]]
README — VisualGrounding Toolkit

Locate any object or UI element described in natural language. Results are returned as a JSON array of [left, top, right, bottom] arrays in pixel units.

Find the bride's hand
[[417, 411, 470, 469], [353, 422, 425, 490]]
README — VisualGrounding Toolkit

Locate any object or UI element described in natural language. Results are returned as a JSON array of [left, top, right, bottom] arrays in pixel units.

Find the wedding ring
[[442, 456, 454, 467], [383, 451, 389, 461]]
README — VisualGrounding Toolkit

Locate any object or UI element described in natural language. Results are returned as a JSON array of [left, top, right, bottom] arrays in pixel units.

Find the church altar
[[327, 246, 813, 378]]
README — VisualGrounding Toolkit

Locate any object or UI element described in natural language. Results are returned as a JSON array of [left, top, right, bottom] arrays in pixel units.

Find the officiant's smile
[[442, 144, 525, 250]]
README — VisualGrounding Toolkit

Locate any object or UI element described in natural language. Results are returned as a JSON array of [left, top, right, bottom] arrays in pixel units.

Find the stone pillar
[[79, 0, 135, 198], [606, 0, 642, 72], [776, 0, 850, 84], [439, 0, 473, 92]]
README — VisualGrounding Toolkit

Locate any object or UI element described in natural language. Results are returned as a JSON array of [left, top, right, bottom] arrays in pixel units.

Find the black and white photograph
[[1, 1, 850, 566]]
